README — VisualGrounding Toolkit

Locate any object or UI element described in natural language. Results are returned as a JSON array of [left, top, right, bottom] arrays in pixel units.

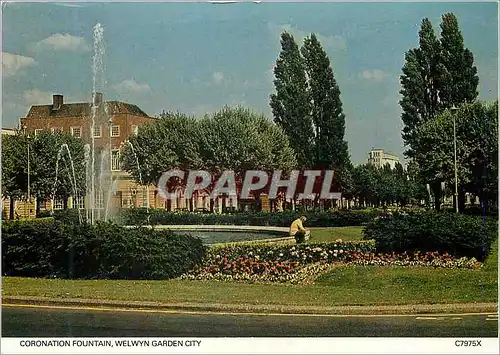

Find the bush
[[36, 209, 82, 224], [115, 208, 381, 227], [2, 219, 205, 279], [363, 211, 498, 261]]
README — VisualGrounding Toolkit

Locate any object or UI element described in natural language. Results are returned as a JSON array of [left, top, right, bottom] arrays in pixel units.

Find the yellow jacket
[[289, 218, 306, 235]]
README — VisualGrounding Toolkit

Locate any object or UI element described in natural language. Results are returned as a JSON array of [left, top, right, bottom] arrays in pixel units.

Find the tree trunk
[[9, 197, 15, 220], [36, 197, 42, 217], [431, 182, 441, 211], [63, 197, 68, 210], [458, 190, 466, 213]]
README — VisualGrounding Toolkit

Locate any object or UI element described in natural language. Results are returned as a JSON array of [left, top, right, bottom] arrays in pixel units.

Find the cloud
[[53, 3, 85, 8], [268, 23, 347, 51], [30, 33, 90, 52], [2, 52, 37, 77], [264, 63, 275, 83], [22, 89, 54, 106], [212, 71, 225, 85], [358, 69, 390, 82], [112, 79, 151, 94]]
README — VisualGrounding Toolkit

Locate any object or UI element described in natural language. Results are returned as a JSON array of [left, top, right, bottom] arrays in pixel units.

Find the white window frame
[[131, 125, 138, 135], [111, 149, 121, 171], [34, 129, 43, 136], [51, 127, 63, 134], [110, 125, 120, 137], [71, 126, 82, 138], [93, 124, 102, 138], [53, 198, 64, 210], [95, 191, 104, 209], [73, 195, 85, 210], [141, 189, 148, 207]]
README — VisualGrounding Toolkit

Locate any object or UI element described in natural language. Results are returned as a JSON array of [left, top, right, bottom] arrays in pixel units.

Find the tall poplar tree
[[270, 31, 314, 168], [438, 13, 479, 107], [301, 33, 349, 171], [400, 18, 444, 210], [400, 18, 442, 159]]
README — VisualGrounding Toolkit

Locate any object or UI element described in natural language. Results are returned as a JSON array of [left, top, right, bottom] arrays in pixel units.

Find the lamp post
[[22, 125, 31, 218], [450, 105, 459, 213]]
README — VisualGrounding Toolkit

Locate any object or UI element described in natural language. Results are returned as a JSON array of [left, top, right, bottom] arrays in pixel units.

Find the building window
[[93, 124, 102, 138], [53, 198, 64, 210], [51, 127, 63, 134], [131, 125, 139, 135], [111, 149, 121, 171], [110, 125, 120, 137], [71, 126, 82, 138], [73, 195, 85, 210], [141, 189, 148, 207], [95, 191, 104, 209], [34, 129, 43, 136]]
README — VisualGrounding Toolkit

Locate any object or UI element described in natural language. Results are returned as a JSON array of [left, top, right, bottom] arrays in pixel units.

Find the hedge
[[362, 211, 498, 261], [2, 219, 204, 279], [115, 208, 381, 227]]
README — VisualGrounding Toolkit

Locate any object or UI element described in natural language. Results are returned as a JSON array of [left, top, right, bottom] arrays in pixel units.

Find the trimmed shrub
[[2, 220, 205, 279], [115, 208, 381, 227], [363, 211, 498, 261]]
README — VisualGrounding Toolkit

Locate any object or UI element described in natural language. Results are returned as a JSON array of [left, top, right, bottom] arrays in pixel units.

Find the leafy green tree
[[400, 14, 479, 211], [301, 33, 349, 171], [414, 101, 497, 212], [438, 13, 479, 107], [270, 31, 315, 168], [1, 131, 85, 217], [122, 107, 297, 208], [122, 112, 204, 186], [400, 18, 442, 158]]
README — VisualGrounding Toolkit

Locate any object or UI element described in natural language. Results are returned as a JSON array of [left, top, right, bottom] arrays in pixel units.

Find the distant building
[[2, 128, 16, 136], [367, 148, 400, 169]]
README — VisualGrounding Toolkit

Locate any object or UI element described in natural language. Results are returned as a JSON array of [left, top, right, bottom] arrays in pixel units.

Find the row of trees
[[1, 131, 85, 218], [399, 13, 498, 212], [122, 106, 297, 201], [348, 163, 428, 208]]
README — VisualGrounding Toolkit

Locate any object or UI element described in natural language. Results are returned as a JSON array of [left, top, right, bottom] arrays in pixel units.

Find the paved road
[[2, 306, 498, 337]]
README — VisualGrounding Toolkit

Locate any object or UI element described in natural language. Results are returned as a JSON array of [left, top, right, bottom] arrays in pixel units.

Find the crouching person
[[289, 215, 310, 244]]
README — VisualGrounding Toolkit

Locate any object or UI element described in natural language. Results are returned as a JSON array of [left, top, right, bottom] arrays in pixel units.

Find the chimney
[[52, 94, 63, 110], [92, 92, 103, 107]]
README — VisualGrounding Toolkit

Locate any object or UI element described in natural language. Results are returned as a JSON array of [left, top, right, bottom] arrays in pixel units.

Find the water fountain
[[124, 140, 150, 221], [86, 23, 112, 224], [52, 144, 83, 224]]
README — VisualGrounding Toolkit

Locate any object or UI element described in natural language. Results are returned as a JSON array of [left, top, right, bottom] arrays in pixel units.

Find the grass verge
[[308, 226, 364, 243], [3, 236, 496, 309]]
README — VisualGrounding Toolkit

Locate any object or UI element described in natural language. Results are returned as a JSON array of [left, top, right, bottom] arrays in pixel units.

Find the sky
[[1, 1, 498, 165]]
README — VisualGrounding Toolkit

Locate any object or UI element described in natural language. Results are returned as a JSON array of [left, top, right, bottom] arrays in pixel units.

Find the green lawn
[[308, 226, 364, 243], [3, 239, 497, 307]]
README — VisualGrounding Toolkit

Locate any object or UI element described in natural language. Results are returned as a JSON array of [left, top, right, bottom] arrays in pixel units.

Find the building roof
[[26, 101, 150, 119], [2, 128, 17, 135]]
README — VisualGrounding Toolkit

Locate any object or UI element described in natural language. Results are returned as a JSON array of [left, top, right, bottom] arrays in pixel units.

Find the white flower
[[279, 253, 283, 257]]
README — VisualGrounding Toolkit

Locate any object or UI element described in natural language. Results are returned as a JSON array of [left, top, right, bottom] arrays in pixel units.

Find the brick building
[[10, 93, 164, 218]]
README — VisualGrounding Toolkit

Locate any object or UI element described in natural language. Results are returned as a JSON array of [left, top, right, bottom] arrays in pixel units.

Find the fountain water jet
[[124, 140, 150, 219], [87, 23, 113, 224], [52, 144, 83, 224]]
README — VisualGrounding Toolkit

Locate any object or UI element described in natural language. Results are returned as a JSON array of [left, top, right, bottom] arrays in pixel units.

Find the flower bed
[[181, 240, 483, 284]]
